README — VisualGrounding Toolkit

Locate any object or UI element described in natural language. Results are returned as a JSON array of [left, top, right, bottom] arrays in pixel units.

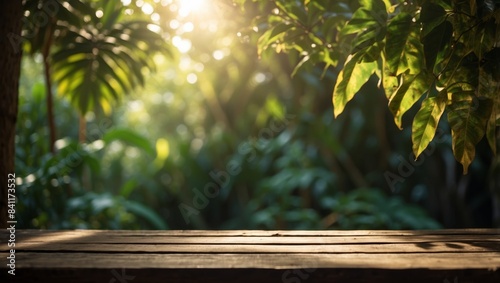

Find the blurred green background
[[15, 0, 496, 230]]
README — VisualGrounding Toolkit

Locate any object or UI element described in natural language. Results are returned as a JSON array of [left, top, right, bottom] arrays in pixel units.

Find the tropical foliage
[[13, 0, 499, 230], [247, 0, 500, 174], [22, 0, 170, 151]]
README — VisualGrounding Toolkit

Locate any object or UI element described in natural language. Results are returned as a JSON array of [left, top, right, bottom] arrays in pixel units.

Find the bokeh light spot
[[172, 36, 192, 53], [187, 73, 198, 84], [212, 50, 224, 60], [142, 3, 154, 15]]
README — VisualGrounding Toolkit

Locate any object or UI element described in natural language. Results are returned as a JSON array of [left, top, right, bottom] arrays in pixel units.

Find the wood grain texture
[[13, 241, 500, 253], [3, 251, 500, 269], [1, 229, 499, 283]]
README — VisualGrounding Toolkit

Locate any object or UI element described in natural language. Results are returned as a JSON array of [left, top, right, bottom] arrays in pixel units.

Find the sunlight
[[172, 35, 192, 53], [142, 3, 154, 15], [178, 0, 208, 17]]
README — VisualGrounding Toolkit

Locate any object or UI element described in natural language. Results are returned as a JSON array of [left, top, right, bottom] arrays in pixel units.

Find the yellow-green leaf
[[341, 8, 386, 36], [257, 23, 293, 56], [378, 54, 399, 99], [385, 13, 412, 74], [447, 92, 492, 174], [333, 53, 377, 117], [412, 91, 447, 158], [385, 15, 423, 75], [388, 71, 429, 128]]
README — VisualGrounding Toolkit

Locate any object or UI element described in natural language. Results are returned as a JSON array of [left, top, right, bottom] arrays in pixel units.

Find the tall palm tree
[[23, 0, 170, 149]]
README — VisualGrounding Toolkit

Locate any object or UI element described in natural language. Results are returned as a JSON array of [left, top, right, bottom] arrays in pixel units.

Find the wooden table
[[1, 229, 499, 282]]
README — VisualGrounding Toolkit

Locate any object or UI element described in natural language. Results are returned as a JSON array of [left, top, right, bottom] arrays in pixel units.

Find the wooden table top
[[1, 229, 499, 282]]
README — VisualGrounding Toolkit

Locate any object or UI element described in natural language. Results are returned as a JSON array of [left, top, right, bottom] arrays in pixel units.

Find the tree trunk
[[42, 22, 56, 154], [0, 1, 23, 229], [79, 114, 87, 143]]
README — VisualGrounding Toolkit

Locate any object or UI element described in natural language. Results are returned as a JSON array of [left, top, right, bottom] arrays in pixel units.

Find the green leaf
[[120, 179, 138, 198], [388, 71, 429, 128], [359, 0, 387, 11], [291, 53, 312, 77], [275, 1, 307, 23], [422, 20, 453, 72], [412, 91, 447, 158], [351, 24, 386, 54], [385, 17, 423, 75], [341, 8, 386, 36], [420, 2, 447, 37], [101, 0, 124, 29], [103, 128, 155, 155], [378, 55, 399, 99], [339, 4, 387, 59], [361, 42, 384, 62], [386, 13, 412, 73], [333, 53, 377, 117], [49, 11, 166, 116], [447, 91, 492, 174], [479, 51, 500, 154], [487, 97, 499, 154], [122, 200, 169, 229], [257, 23, 294, 56], [98, 55, 132, 91], [473, 19, 497, 58]]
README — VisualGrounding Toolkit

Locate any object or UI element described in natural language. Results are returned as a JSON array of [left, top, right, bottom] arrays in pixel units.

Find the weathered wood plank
[[3, 252, 500, 269], [5, 228, 500, 237], [12, 241, 500, 253], [7, 233, 500, 245], [1, 229, 499, 283], [13, 236, 500, 244]]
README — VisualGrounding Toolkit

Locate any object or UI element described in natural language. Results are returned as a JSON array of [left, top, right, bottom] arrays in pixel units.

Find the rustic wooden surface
[[1, 229, 499, 282]]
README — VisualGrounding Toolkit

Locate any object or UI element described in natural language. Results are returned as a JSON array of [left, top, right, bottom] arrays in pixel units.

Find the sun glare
[[178, 0, 208, 17]]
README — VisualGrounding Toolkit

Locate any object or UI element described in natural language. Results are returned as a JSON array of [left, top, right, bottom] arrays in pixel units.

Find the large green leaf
[[447, 91, 492, 173], [333, 52, 377, 117], [479, 50, 500, 154], [340, 8, 386, 36], [378, 55, 399, 99], [385, 13, 412, 74], [351, 25, 386, 55], [340, 4, 387, 55], [388, 71, 429, 128], [422, 20, 453, 72], [103, 128, 155, 155], [101, 0, 124, 29], [22, 0, 95, 54], [49, 2, 168, 115], [419, 2, 447, 37], [412, 91, 447, 158], [385, 17, 423, 75]]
